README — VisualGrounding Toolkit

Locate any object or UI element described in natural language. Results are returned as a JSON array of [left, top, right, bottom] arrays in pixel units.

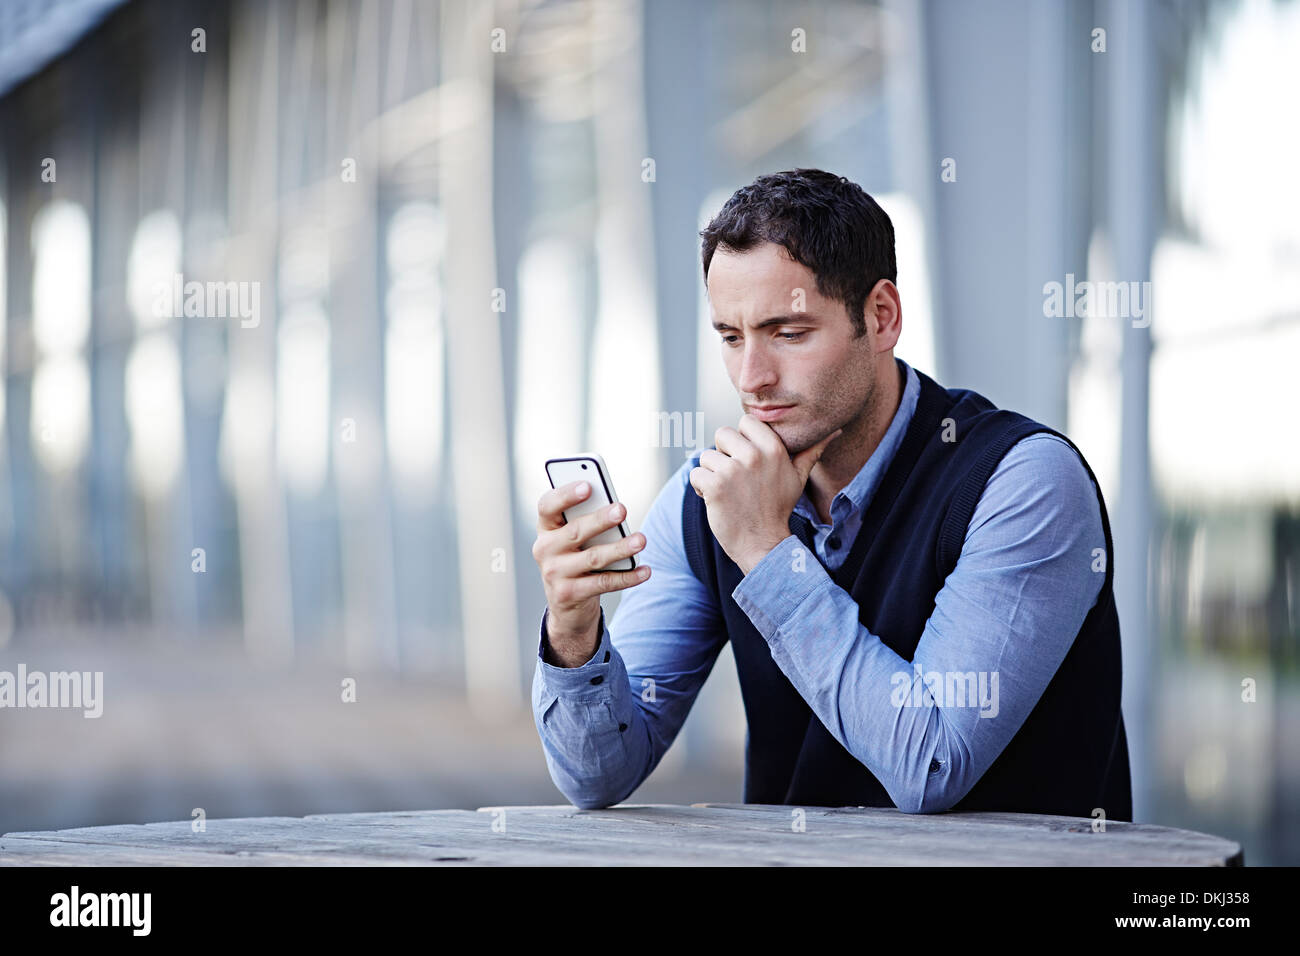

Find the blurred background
[[0, 0, 1296, 863]]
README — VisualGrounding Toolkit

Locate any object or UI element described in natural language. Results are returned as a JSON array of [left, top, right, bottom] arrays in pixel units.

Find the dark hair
[[699, 168, 896, 338]]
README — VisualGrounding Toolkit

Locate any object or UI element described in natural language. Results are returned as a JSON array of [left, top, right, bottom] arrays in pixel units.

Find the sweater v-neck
[[789, 365, 952, 590]]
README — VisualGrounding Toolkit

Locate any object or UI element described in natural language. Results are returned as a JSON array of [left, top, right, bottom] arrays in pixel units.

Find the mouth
[[747, 404, 795, 422]]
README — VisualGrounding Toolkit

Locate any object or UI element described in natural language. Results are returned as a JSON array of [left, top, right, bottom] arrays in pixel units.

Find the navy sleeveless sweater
[[682, 367, 1132, 820]]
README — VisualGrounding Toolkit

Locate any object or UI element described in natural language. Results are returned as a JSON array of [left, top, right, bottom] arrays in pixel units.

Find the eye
[[720, 331, 804, 346]]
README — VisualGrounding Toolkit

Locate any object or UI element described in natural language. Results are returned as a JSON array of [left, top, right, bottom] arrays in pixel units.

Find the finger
[[736, 413, 785, 455], [577, 500, 627, 542], [698, 448, 728, 473], [566, 563, 652, 600], [557, 531, 647, 577], [689, 466, 717, 499], [537, 479, 593, 532], [713, 426, 757, 467], [550, 500, 628, 557], [791, 427, 844, 482]]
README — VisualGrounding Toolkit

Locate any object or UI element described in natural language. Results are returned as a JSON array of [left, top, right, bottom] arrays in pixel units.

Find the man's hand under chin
[[689, 416, 842, 574]]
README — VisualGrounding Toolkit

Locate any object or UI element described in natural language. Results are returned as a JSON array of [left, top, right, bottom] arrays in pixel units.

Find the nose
[[737, 340, 778, 397]]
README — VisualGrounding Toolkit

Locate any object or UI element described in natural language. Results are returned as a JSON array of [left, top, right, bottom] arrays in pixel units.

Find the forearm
[[732, 537, 977, 812], [532, 609, 656, 808]]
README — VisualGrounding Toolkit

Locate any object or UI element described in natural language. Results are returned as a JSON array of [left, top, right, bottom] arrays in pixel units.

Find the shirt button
[[929, 758, 941, 773], [618, 723, 628, 732], [827, 535, 841, 550], [590, 675, 604, 685]]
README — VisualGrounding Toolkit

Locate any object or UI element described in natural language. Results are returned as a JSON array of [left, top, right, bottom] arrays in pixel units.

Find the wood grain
[[0, 803, 1243, 866]]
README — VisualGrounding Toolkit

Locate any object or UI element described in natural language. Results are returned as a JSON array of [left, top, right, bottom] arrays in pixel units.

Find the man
[[530, 168, 1132, 819]]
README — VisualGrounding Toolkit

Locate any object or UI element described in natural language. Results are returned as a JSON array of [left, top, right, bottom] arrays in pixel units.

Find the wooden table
[[0, 803, 1243, 866]]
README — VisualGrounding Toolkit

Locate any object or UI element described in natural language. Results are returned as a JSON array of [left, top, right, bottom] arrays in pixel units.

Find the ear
[[867, 279, 902, 352]]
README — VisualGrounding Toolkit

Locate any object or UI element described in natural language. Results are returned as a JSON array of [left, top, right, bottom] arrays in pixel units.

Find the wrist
[[737, 533, 787, 575], [543, 611, 602, 667]]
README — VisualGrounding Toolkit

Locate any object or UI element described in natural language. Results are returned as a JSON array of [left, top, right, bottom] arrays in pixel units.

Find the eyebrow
[[711, 314, 821, 332]]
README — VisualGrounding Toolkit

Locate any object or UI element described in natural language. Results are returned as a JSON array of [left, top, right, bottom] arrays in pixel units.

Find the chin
[[774, 427, 811, 454], [790, 426, 837, 457]]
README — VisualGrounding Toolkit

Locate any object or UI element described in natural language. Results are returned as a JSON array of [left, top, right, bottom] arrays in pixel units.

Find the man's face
[[707, 241, 877, 456]]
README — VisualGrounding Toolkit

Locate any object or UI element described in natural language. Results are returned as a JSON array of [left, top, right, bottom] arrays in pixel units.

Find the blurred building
[[0, 0, 1296, 863]]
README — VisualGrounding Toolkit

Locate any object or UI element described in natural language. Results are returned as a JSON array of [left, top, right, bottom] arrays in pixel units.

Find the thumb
[[791, 427, 843, 483]]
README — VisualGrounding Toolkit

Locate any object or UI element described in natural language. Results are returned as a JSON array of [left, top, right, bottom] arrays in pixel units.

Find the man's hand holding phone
[[533, 480, 650, 668]]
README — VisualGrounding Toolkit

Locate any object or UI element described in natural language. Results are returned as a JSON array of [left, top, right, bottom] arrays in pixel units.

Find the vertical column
[[920, 0, 1073, 423], [224, 0, 295, 664], [328, 0, 400, 672], [1105, 0, 1158, 823], [439, 0, 520, 717], [587, 0, 662, 521]]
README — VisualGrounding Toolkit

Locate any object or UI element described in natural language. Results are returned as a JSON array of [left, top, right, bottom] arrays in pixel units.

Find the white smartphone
[[544, 453, 637, 573]]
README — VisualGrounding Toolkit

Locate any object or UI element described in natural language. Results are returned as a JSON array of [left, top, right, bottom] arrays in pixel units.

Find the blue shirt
[[531, 359, 1106, 812]]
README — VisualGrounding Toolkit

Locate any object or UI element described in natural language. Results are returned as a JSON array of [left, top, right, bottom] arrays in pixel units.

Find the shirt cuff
[[537, 606, 615, 698], [731, 534, 832, 639]]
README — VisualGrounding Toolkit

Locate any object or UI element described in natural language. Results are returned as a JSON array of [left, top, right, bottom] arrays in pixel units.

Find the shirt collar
[[794, 356, 921, 526]]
